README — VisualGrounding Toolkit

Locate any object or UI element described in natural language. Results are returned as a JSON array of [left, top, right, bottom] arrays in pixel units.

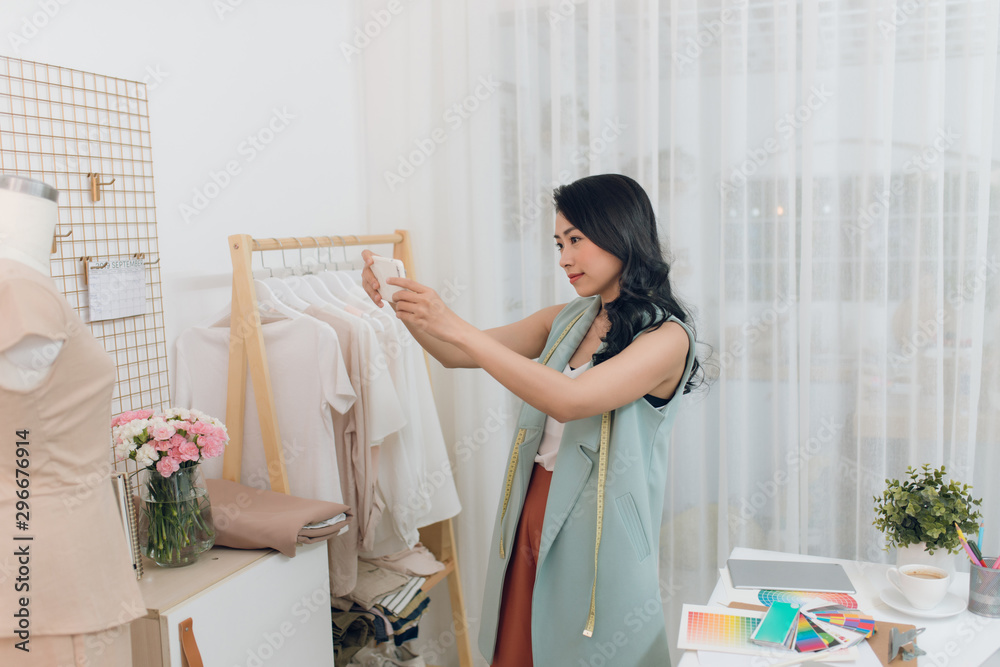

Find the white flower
[[163, 406, 192, 421], [135, 443, 158, 469], [114, 442, 132, 461], [117, 420, 149, 445]]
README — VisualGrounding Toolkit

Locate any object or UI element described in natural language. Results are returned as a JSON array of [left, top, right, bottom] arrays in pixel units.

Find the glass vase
[[137, 463, 215, 567]]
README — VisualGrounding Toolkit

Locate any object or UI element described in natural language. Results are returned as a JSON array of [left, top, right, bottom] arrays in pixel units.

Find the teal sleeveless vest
[[478, 295, 696, 667]]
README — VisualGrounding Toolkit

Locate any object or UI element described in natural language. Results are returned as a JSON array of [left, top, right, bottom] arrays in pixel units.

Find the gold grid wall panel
[[0, 55, 169, 430]]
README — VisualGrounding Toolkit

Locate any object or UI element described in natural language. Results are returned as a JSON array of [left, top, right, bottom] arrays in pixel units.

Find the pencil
[[956, 523, 986, 567], [978, 524, 985, 552]]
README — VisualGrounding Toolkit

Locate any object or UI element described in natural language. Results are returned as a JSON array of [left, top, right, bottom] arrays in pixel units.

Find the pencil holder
[[969, 558, 1000, 617]]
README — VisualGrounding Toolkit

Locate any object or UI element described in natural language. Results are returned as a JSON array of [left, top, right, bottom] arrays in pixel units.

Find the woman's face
[[554, 212, 623, 302]]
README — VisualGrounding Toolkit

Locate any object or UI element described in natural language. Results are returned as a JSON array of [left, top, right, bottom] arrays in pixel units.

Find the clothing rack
[[224, 230, 474, 667]]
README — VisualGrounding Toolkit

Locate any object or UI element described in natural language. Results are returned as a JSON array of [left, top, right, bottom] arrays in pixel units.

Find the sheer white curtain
[[355, 1, 1000, 665]]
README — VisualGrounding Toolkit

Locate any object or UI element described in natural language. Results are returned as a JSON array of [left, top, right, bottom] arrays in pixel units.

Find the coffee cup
[[886, 564, 951, 610]]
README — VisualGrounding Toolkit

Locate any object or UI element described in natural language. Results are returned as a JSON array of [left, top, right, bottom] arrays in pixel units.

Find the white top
[[533, 360, 593, 471], [361, 304, 463, 558], [174, 317, 357, 505]]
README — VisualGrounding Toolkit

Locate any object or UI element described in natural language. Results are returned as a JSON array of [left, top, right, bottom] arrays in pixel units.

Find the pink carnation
[[150, 423, 176, 441], [111, 409, 155, 427], [156, 434, 186, 452], [187, 420, 214, 436], [172, 421, 192, 435], [198, 435, 226, 459], [155, 456, 181, 477], [206, 425, 228, 440], [177, 441, 201, 462]]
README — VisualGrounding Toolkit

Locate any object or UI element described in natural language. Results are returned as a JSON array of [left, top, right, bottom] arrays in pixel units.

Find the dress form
[[0, 176, 63, 389], [0, 174, 144, 661]]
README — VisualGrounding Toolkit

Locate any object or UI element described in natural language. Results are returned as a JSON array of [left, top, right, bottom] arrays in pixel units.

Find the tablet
[[727, 559, 856, 593]]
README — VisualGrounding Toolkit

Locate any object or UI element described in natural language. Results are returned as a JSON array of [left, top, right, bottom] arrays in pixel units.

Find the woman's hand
[[360, 249, 393, 309], [388, 277, 472, 344]]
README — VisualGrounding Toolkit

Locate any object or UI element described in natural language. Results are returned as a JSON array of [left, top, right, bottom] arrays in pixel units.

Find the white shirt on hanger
[[173, 317, 356, 504]]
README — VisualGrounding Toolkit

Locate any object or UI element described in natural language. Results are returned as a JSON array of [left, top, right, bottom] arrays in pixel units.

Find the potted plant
[[873, 464, 982, 571]]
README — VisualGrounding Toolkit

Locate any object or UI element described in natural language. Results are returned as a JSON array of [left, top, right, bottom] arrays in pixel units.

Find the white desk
[[677, 547, 1000, 667]]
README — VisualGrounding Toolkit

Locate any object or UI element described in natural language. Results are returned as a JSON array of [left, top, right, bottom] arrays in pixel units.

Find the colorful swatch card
[[678, 605, 784, 657], [806, 616, 869, 649], [809, 610, 876, 638], [758, 590, 859, 609], [793, 615, 840, 652]]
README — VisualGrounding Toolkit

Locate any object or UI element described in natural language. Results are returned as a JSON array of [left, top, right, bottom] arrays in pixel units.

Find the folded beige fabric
[[360, 542, 445, 577], [206, 478, 352, 557]]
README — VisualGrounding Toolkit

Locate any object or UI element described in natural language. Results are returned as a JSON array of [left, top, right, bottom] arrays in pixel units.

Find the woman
[[361, 174, 701, 667]]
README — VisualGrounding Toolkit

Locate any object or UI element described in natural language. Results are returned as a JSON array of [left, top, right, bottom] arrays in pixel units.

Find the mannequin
[[0, 174, 144, 666], [0, 176, 63, 390]]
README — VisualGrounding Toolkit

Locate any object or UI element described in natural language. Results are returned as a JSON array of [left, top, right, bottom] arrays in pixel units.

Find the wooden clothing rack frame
[[224, 230, 474, 667]]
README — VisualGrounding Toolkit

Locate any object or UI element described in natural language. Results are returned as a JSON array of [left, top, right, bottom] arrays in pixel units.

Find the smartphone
[[750, 601, 800, 649], [370, 256, 407, 300]]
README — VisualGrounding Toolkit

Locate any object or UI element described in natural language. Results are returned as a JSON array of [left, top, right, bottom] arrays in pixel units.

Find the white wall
[[0, 0, 367, 388]]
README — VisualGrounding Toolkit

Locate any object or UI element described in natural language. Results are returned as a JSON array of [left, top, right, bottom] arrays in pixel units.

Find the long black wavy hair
[[553, 174, 704, 394]]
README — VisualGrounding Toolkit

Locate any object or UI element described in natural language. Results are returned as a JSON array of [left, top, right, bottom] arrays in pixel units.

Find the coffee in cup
[[886, 564, 951, 609]]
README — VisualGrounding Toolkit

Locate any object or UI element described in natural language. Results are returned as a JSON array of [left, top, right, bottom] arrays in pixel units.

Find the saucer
[[879, 588, 967, 618]]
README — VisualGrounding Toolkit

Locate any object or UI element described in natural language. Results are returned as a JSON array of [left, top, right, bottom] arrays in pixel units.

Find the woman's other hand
[[388, 277, 471, 344]]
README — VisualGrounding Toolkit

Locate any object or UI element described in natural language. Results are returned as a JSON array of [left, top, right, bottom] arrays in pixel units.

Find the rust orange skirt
[[491, 462, 554, 667]]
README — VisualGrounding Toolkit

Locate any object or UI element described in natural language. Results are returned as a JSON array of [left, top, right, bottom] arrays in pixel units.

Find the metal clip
[[51, 228, 72, 254], [80, 256, 107, 286], [889, 626, 926, 662], [87, 172, 116, 202]]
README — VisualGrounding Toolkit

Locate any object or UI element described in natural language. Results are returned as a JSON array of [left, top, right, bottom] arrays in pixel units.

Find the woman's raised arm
[[359, 249, 565, 368]]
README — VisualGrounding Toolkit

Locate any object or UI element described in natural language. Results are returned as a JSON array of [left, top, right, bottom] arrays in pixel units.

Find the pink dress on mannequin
[[0, 258, 144, 665]]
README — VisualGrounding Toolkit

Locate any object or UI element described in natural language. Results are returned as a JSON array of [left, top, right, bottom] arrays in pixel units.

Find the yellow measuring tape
[[498, 308, 589, 560], [582, 409, 610, 638], [495, 305, 611, 638]]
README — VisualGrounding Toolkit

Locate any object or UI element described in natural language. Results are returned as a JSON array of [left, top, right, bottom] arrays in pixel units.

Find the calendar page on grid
[[88, 259, 147, 321]]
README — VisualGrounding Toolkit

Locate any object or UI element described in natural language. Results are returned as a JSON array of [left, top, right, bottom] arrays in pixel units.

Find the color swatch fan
[[808, 609, 876, 638], [759, 590, 858, 609]]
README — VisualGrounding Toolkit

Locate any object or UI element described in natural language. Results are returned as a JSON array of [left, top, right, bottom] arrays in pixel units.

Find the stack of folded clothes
[[331, 546, 442, 666]]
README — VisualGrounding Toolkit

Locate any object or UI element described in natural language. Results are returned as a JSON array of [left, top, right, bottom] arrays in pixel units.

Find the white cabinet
[[130, 542, 333, 666]]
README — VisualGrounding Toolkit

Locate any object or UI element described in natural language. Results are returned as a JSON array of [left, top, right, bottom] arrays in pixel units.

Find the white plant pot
[[894, 542, 958, 574]]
